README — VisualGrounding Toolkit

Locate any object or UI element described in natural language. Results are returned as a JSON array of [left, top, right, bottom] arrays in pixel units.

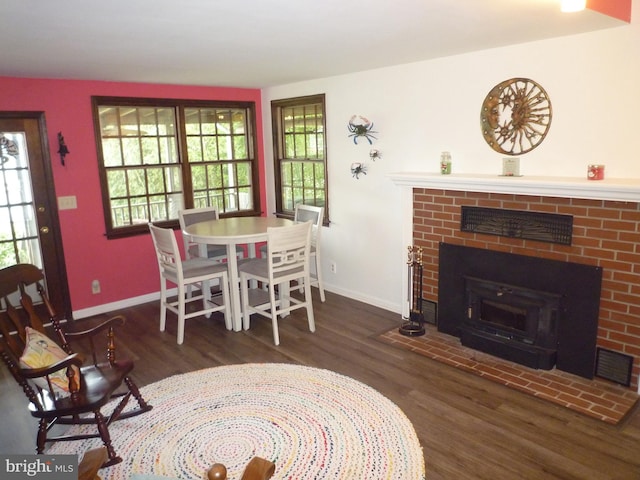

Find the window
[[271, 94, 328, 223], [93, 96, 260, 238]]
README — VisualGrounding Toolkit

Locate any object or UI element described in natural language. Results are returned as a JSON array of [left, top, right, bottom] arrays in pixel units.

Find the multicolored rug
[[48, 363, 425, 479]]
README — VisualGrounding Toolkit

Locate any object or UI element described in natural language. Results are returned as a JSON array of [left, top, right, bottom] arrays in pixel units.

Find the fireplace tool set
[[399, 246, 425, 336]]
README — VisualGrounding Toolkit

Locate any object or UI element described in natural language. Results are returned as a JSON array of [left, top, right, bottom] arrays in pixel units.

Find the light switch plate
[[58, 195, 78, 210]]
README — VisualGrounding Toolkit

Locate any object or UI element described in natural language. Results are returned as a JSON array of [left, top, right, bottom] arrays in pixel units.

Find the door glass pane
[[0, 132, 43, 269]]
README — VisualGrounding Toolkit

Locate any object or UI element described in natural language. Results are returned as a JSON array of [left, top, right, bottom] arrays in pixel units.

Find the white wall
[[262, 5, 640, 315]]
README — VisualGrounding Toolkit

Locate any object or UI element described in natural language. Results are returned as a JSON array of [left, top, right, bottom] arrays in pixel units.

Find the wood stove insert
[[437, 243, 602, 379], [462, 276, 561, 370]]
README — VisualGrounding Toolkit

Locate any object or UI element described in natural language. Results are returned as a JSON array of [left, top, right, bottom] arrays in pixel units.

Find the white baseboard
[[72, 285, 402, 320], [73, 289, 173, 319], [320, 283, 402, 315]]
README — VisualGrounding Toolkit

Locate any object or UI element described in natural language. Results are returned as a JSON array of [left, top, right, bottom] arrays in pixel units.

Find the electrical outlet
[[91, 280, 101, 294], [330, 261, 337, 274]]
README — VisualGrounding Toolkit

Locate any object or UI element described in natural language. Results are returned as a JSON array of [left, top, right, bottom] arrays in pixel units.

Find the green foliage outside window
[[272, 94, 328, 221], [93, 97, 260, 237]]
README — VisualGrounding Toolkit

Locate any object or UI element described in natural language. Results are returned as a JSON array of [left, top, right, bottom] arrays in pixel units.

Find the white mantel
[[388, 172, 640, 203], [389, 172, 640, 319]]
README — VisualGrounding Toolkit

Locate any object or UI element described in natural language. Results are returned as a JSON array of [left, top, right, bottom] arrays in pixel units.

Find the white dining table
[[183, 216, 295, 332]]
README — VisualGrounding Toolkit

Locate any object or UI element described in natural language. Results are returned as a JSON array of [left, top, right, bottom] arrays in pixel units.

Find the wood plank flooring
[[2, 290, 640, 479], [379, 326, 639, 424]]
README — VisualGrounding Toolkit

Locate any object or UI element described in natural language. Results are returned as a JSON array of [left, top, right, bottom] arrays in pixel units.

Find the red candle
[[587, 164, 605, 180]]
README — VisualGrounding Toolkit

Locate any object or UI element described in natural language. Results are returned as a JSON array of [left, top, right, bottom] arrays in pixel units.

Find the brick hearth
[[380, 325, 639, 424]]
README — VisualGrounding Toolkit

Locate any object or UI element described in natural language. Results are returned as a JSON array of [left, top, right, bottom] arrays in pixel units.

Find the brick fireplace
[[400, 180, 640, 391]]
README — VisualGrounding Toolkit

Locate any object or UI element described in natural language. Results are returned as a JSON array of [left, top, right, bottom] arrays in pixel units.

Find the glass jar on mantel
[[440, 151, 452, 174]]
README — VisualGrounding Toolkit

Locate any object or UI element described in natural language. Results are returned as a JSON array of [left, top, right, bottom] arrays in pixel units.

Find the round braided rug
[[48, 363, 425, 479]]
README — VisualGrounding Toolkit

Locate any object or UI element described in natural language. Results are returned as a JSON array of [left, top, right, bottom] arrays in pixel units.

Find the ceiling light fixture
[[561, 0, 586, 12]]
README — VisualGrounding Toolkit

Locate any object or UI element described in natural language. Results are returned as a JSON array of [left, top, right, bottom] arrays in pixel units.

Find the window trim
[[271, 93, 329, 225], [92, 96, 261, 238]]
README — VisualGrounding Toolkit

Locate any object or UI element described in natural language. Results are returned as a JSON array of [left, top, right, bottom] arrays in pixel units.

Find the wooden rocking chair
[[79, 448, 275, 480], [0, 263, 152, 467]]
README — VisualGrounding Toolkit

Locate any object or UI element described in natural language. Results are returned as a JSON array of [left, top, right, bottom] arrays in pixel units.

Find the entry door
[[0, 112, 71, 318]]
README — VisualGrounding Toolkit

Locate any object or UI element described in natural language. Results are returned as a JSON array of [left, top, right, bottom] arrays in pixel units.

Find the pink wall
[[588, 0, 632, 22], [0, 76, 264, 312]]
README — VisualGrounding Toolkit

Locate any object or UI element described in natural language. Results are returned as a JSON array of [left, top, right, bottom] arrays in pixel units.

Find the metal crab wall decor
[[347, 115, 377, 145], [349, 149, 382, 179], [351, 162, 367, 179]]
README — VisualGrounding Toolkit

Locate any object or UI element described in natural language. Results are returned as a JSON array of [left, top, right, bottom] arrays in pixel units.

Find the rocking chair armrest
[[64, 315, 126, 341], [19, 352, 84, 378]]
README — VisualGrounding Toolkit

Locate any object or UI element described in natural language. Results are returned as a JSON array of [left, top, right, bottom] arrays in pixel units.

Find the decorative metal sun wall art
[[480, 78, 552, 155]]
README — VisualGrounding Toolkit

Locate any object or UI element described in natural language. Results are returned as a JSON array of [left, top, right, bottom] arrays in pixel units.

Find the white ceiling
[[1, 0, 626, 88]]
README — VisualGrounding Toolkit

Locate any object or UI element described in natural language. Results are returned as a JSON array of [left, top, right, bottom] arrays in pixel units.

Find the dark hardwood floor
[[2, 290, 640, 479]]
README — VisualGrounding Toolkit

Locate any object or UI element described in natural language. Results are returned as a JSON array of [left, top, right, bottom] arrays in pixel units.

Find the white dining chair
[[239, 221, 315, 346], [294, 204, 325, 302], [179, 207, 245, 298], [259, 204, 325, 302], [179, 207, 245, 262], [149, 223, 231, 345]]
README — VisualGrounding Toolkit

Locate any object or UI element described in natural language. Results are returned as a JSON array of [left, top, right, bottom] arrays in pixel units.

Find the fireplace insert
[[462, 276, 561, 369], [438, 243, 602, 379]]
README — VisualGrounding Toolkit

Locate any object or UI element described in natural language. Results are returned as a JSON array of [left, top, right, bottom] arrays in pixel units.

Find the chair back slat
[[19, 286, 47, 334], [294, 207, 320, 224], [149, 224, 180, 265], [0, 300, 26, 360], [149, 224, 184, 283], [294, 204, 324, 248], [0, 263, 43, 298], [178, 207, 232, 262], [267, 221, 312, 277], [179, 207, 220, 228], [179, 207, 245, 265], [0, 264, 50, 360]]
